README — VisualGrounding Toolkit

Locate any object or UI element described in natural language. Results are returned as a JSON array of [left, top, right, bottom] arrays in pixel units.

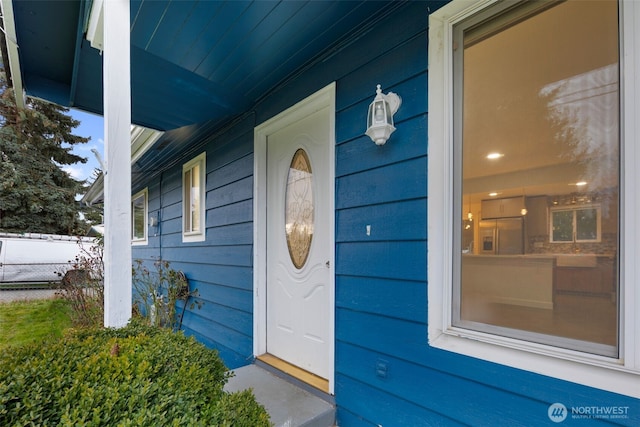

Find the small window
[[131, 188, 148, 245], [182, 152, 206, 242], [551, 206, 601, 243]]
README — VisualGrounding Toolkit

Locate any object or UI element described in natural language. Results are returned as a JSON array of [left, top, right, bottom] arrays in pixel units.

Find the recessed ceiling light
[[488, 192, 498, 197], [486, 152, 504, 160], [575, 181, 587, 186]]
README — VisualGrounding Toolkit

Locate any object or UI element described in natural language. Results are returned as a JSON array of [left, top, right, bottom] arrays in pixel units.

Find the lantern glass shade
[[368, 99, 392, 128], [366, 98, 395, 146]]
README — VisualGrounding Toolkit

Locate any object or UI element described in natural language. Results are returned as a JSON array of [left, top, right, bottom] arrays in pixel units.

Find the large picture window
[[428, 0, 640, 398], [182, 152, 206, 242], [454, 0, 619, 356]]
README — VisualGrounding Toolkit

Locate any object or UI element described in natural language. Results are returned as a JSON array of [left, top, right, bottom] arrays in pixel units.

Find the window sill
[[182, 232, 205, 243]]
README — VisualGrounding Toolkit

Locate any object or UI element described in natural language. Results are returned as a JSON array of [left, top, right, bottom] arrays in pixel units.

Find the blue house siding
[[332, 2, 638, 426], [330, 3, 431, 425], [130, 1, 640, 425], [132, 115, 256, 369]]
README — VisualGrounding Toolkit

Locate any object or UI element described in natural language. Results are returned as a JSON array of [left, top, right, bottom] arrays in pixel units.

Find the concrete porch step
[[225, 364, 335, 427]]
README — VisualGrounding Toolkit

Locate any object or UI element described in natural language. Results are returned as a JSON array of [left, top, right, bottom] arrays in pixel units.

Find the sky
[[64, 108, 105, 183]]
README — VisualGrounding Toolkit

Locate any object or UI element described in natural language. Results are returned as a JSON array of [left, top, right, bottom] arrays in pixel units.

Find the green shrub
[[0, 321, 270, 426]]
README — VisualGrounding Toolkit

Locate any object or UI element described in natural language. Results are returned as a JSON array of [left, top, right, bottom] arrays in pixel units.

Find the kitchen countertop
[[462, 253, 615, 267]]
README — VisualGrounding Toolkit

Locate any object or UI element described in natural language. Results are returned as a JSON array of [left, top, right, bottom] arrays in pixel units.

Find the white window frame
[[182, 152, 206, 243], [428, 0, 640, 398], [131, 188, 148, 246]]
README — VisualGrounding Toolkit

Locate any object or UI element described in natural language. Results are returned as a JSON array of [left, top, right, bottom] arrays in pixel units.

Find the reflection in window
[[182, 152, 206, 242], [455, 0, 619, 356], [132, 189, 148, 244], [132, 196, 145, 239], [184, 165, 200, 233]]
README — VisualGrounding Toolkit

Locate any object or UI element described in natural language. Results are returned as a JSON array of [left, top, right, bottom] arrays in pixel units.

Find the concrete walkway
[[225, 364, 335, 427]]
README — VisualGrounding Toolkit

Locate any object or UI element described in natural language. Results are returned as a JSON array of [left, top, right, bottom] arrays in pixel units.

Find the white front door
[[265, 105, 332, 379]]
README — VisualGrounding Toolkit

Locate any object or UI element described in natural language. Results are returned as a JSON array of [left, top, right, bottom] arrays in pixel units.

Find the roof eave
[[81, 125, 163, 205], [81, 172, 104, 206]]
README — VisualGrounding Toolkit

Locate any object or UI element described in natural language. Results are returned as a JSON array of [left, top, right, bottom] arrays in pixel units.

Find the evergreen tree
[[0, 70, 90, 235]]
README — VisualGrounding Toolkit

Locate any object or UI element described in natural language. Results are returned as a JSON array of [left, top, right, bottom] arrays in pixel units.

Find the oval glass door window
[[285, 149, 314, 269]]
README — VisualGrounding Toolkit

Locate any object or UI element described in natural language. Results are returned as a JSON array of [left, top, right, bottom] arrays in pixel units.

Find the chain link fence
[[0, 262, 75, 290]]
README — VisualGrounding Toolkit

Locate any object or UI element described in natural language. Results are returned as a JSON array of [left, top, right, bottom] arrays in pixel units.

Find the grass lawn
[[0, 298, 72, 348]]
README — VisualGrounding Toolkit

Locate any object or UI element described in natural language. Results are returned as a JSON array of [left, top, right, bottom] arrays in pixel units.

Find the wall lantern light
[[149, 214, 158, 227], [365, 84, 402, 146]]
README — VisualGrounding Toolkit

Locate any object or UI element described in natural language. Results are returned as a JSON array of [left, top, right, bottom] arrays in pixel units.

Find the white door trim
[[253, 83, 336, 394]]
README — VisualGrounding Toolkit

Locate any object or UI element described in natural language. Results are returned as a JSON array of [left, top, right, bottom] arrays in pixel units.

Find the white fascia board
[[1, 0, 25, 108], [81, 172, 104, 206], [80, 126, 163, 206], [131, 125, 163, 164], [86, 0, 104, 52]]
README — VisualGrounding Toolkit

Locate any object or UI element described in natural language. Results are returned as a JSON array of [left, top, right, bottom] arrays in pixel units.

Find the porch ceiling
[[9, 0, 398, 132]]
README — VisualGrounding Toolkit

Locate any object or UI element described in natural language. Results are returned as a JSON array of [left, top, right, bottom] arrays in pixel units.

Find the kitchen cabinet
[[462, 255, 554, 309], [526, 196, 548, 236], [481, 197, 524, 219], [554, 257, 615, 296]]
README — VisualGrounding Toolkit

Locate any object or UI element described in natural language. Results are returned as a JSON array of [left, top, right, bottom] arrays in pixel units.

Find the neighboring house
[[2, 0, 639, 425]]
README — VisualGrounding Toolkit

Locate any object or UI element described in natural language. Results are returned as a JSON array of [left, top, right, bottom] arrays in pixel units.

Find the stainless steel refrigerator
[[478, 218, 524, 255]]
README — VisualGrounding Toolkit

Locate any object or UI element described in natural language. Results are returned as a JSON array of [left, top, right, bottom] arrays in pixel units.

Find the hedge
[[0, 321, 270, 426]]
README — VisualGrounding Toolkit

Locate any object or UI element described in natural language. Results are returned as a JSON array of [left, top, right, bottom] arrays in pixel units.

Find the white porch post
[[103, 0, 132, 327]]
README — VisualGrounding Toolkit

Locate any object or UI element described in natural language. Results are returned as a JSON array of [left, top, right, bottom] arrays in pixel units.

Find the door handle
[[325, 261, 330, 268]]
